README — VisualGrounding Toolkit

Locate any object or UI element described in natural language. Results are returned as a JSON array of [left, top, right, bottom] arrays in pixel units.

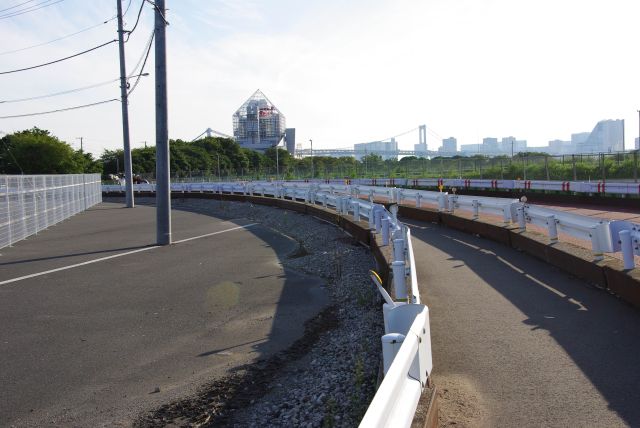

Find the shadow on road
[[407, 220, 640, 426]]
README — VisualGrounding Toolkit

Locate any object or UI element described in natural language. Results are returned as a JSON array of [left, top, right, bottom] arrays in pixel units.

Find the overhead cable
[[125, 0, 145, 42], [0, 98, 119, 119], [0, 79, 118, 104], [0, 17, 117, 56], [0, 0, 64, 20], [0, 39, 117, 75], [127, 32, 154, 96], [0, 0, 38, 13]]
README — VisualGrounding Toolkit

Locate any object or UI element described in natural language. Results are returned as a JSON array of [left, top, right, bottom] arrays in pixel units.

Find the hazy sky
[[0, 0, 639, 156]]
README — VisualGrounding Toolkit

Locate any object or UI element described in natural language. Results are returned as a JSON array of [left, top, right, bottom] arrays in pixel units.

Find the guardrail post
[[322, 194, 327, 208], [392, 260, 408, 300], [448, 195, 456, 214], [382, 218, 390, 245], [393, 238, 405, 261], [619, 230, 635, 269], [416, 193, 422, 208], [397, 189, 403, 204], [518, 206, 526, 231], [502, 206, 510, 225], [590, 226, 604, 261], [353, 203, 360, 222], [390, 204, 398, 223], [375, 207, 382, 233], [472, 200, 479, 219], [388, 188, 394, 203], [369, 189, 374, 203], [546, 215, 558, 243], [381, 333, 406, 375], [368, 208, 375, 229], [437, 193, 445, 211]]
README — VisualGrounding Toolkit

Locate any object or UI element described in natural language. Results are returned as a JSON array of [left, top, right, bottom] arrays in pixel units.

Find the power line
[[0, 39, 117, 75], [0, 0, 64, 20], [0, 79, 119, 104], [128, 32, 154, 96], [0, 0, 38, 13], [0, 17, 117, 56], [128, 30, 154, 76], [0, 98, 119, 119], [124, 0, 145, 42]]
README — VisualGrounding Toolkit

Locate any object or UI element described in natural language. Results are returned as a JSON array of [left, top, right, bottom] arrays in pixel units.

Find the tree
[[0, 128, 95, 174]]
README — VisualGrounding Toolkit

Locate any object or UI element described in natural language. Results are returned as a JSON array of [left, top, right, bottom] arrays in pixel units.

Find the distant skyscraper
[[233, 89, 286, 152], [355, 138, 398, 160], [482, 137, 499, 153], [578, 120, 624, 153], [440, 137, 457, 153]]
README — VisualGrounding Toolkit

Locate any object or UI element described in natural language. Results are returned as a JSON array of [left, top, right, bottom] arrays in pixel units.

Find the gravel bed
[[106, 196, 384, 427]]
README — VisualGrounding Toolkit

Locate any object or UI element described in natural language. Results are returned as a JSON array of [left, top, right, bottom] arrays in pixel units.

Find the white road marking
[[0, 223, 257, 286]]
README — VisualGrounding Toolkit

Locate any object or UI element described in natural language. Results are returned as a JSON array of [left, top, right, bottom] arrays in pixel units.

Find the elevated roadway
[[0, 202, 328, 427]]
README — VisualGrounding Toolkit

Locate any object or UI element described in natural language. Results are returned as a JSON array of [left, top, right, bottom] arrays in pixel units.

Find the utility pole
[[76, 137, 83, 152], [116, 0, 134, 208], [275, 143, 279, 181], [217, 153, 221, 181], [154, 0, 171, 245], [310, 138, 314, 179]]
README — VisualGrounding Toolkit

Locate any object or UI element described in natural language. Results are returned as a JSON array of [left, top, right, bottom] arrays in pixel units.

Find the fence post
[[472, 200, 479, 219], [416, 193, 422, 208], [619, 230, 635, 269], [546, 215, 558, 242]]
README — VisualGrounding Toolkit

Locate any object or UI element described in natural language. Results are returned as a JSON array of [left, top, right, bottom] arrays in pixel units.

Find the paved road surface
[[407, 218, 640, 427], [0, 203, 329, 427]]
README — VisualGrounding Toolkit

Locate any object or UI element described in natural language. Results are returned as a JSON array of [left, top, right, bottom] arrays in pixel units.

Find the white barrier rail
[[2, 174, 102, 249], [104, 181, 638, 265]]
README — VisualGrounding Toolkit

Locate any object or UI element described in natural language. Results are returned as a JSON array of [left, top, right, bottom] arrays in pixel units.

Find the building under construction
[[233, 89, 293, 153]]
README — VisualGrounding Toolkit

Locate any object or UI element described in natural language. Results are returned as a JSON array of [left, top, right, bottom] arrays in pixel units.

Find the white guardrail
[[104, 179, 640, 269], [103, 180, 433, 426], [1, 174, 102, 249]]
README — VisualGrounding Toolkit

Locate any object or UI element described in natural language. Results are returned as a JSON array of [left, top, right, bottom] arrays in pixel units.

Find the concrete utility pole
[[116, 0, 135, 208], [76, 137, 83, 152], [155, 0, 171, 245]]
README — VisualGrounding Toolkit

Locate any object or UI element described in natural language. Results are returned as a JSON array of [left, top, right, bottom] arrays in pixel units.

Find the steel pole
[[116, 0, 134, 208], [155, 0, 171, 245]]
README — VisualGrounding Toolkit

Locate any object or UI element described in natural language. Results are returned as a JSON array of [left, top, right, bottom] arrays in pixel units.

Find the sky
[[0, 0, 639, 157]]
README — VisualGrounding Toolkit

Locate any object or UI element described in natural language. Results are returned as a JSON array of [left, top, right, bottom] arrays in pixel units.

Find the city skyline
[[0, 0, 639, 157]]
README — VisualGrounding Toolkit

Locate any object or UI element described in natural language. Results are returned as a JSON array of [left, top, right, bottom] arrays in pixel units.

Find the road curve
[[407, 218, 640, 427]]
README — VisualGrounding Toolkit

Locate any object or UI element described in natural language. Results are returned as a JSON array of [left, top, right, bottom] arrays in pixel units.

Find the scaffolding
[[233, 89, 286, 151]]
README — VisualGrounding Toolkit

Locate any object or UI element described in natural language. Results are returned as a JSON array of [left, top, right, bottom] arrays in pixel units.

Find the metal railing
[[1, 174, 102, 249]]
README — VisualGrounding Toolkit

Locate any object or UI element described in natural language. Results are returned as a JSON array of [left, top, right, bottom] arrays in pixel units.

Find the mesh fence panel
[[0, 174, 102, 249]]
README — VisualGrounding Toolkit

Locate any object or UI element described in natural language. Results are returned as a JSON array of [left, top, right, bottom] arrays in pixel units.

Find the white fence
[[1, 174, 102, 249]]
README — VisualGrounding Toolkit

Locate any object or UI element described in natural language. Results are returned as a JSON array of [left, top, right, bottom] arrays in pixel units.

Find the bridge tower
[[415, 124, 428, 155]]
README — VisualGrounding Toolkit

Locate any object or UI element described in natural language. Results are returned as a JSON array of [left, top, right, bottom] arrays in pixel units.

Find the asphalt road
[[0, 202, 329, 427], [407, 218, 640, 427]]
